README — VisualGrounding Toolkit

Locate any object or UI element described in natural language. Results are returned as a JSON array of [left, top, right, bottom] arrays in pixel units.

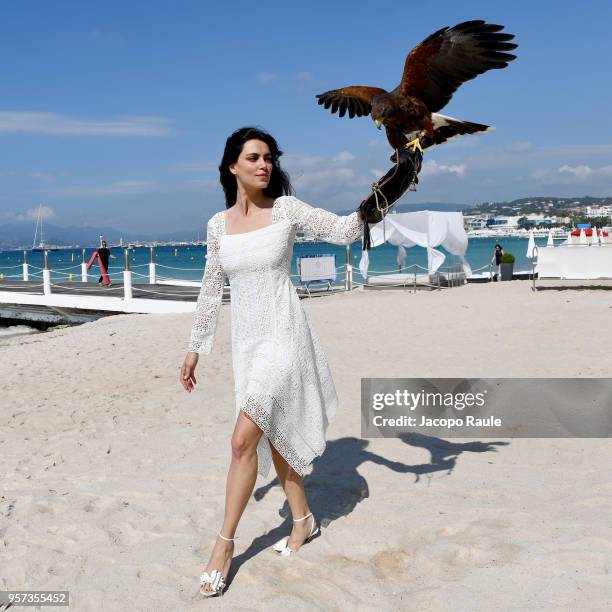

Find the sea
[[0, 235, 553, 338]]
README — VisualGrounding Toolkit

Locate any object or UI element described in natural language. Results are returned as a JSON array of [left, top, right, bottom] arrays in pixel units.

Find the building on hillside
[[463, 215, 489, 230], [585, 205, 612, 218], [487, 216, 520, 228], [524, 214, 553, 225]]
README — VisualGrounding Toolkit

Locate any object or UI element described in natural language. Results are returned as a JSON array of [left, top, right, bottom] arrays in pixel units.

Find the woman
[[180, 127, 364, 597]]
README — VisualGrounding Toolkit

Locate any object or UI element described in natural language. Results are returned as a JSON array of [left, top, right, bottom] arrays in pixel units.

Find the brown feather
[[316, 86, 387, 119], [399, 20, 517, 113]]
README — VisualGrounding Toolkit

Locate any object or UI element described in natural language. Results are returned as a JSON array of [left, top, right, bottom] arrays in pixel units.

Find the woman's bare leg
[[269, 442, 315, 551], [201, 411, 262, 593]]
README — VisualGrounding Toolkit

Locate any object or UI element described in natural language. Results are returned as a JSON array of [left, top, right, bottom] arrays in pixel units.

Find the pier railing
[[0, 244, 471, 302]]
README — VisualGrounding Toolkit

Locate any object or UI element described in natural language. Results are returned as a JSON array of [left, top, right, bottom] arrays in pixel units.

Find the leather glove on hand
[[357, 146, 423, 249]]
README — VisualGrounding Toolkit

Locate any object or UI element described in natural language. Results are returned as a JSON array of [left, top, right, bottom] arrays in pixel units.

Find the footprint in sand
[[105, 521, 167, 546], [370, 548, 413, 578], [81, 495, 119, 514], [417, 518, 523, 578], [53, 523, 110, 546], [47, 559, 79, 577], [1, 496, 35, 520], [1, 498, 17, 518], [34, 499, 69, 515], [137, 563, 182, 586]]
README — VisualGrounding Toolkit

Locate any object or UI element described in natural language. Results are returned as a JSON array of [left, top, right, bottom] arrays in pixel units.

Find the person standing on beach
[[180, 127, 420, 597], [491, 243, 503, 281], [97, 240, 116, 286]]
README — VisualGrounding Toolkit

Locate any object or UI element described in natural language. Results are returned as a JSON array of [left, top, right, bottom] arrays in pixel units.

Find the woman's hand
[[180, 352, 199, 392]]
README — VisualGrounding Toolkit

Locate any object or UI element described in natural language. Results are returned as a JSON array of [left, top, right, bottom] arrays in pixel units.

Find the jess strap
[[357, 146, 423, 250]]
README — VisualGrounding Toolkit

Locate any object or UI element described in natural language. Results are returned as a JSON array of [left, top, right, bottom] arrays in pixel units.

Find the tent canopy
[[359, 211, 471, 278]]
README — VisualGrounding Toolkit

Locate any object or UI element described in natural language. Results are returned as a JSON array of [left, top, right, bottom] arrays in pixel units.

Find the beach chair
[[297, 254, 337, 297]]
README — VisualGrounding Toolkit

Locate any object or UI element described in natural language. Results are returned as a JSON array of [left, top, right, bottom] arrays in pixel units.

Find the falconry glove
[[357, 146, 423, 250]]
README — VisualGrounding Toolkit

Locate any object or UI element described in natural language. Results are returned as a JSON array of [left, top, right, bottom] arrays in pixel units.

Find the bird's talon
[[404, 138, 423, 153]]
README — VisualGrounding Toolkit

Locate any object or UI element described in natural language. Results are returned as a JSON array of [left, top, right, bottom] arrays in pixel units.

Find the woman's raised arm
[[281, 196, 363, 245]]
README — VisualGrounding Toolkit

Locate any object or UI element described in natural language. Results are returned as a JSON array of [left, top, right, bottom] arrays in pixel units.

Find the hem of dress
[[241, 392, 336, 478]]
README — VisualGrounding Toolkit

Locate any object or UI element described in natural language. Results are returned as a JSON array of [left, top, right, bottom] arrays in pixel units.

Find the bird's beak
[[374, 118, 383, 130]]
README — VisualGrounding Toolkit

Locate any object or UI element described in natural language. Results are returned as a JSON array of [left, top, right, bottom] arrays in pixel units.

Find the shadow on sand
[[227, 433, 508, 585]]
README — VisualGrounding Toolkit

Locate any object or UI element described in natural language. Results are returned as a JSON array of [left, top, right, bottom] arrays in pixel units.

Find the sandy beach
[[2, 281, 611, 611]]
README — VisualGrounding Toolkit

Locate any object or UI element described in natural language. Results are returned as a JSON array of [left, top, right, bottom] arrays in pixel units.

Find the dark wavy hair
[[219, 126, 293, 208]]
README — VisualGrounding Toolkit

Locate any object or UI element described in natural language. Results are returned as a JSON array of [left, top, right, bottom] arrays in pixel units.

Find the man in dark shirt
[[491, 243, 503, 282], [98, 240, 116, 286]]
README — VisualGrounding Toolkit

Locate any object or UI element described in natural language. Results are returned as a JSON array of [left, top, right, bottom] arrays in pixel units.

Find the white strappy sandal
[[199, 532, 236, 597], [272, 512, 319, 556]]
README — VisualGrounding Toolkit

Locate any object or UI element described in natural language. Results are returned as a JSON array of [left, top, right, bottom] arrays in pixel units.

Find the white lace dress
[[188, 196, 363, 478]]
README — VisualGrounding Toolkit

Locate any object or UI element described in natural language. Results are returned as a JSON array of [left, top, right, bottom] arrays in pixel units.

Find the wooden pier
[[0, 279, 203, 326]]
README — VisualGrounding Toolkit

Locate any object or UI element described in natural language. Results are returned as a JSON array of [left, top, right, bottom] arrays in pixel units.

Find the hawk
[[316, 20, 517, 155]]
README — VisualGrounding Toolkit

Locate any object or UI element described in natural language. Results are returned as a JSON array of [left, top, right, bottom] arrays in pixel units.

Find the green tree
[[573, 215, 611, 226]]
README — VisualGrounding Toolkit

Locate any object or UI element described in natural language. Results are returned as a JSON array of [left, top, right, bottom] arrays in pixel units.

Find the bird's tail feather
[[431, 113, 493, 145], [404, 114, 493, 148]]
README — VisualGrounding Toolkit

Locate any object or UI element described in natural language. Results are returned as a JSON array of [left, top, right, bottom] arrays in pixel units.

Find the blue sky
[[1, 1, 611, 236]]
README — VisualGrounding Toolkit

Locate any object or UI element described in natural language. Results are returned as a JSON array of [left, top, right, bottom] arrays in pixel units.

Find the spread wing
[[400, 20, 517, 113], [316, 86, 387, 119]]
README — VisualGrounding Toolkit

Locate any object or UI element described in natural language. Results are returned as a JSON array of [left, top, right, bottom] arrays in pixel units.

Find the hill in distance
[[337, 201, 469, 216], [0, 222, 204, 249]]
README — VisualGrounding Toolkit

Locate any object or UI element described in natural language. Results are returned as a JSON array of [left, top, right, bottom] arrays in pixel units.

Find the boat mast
[[32, 204, 42, 249], [39, 205, 44, 248]]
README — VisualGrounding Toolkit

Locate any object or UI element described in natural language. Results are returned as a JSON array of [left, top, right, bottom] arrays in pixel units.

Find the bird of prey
[[316, 20, 517, 155]]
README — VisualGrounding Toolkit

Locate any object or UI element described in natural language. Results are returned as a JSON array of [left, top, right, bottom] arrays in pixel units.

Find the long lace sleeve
[[281, 195, 363, 244], [187, 215, 224, 354]]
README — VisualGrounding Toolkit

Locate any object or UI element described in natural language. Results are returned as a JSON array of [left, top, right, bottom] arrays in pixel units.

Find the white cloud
[[285, 151, 355, 171], [255, 72, 277, 84], [283, 148, 370, 194], [441, 135, 483, 149], [293, 167, 354, 189], [173, 161, 217, 172], [281, 149, 367, 200], [529, 163, 612, 182], [283, 153, 325, 170], [559, 164, 612, 178], [185, 178, 219, 189], [420, 159, 466, 178], [528, 168, 549, 180], [55, 180, 157, 196], [16, 205, 55, 221], [0, 112, 173, 136], [508, 141, 534, 153], [30, 172, 56, 183], [540, 144, 612, 156], [331, 151, 356, 164], [558, 164, 594, 179]]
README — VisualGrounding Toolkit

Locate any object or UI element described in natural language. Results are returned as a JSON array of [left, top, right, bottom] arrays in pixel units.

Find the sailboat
[[32, 204, 58, 251]]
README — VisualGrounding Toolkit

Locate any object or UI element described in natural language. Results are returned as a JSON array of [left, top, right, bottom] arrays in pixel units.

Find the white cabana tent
[[358, 211, 471, 279], [526, 230, 536, 259]]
